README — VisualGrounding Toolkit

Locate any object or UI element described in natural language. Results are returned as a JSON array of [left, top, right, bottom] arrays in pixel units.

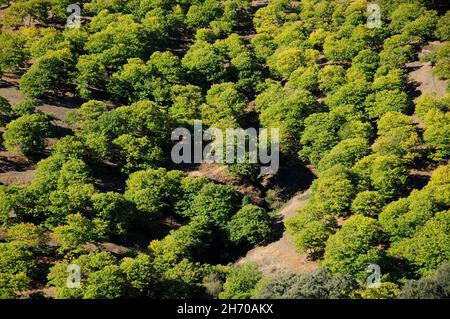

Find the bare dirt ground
[[0, 169, 36, 185], [408, 62, 448, 99], [407, 41, 448, 130], [187, 162, 265, 205], [0, 78, 81, 185], [237, 190, 318, 276], [0, 150, 36, 185], [406, 41, 449, 181], [186, 161, 318, 276], [0, 78, 79, 127], [18, 287, 56, 299], [233, 41, 449, 279], [407, 41, 448, 100]]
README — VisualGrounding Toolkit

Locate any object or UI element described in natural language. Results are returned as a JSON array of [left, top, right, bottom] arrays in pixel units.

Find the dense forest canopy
[[0, 0, 449, 299]]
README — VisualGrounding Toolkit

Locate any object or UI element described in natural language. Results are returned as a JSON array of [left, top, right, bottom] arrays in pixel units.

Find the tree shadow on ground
[[264, 157, 316, 201]]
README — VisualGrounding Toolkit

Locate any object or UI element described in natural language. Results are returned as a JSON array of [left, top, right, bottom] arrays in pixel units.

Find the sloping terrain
[[238, 190, 317, 275]]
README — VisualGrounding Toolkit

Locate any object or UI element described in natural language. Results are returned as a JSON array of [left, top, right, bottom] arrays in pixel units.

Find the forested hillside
[[0, 0, 449, 299]]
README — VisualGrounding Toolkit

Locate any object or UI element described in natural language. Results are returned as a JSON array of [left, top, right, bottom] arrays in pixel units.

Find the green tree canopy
[[227, 204, 272, 247], [0, 32, 27, 73], [399, 263, 450, 299], [0, 242, 33, 299], [219, 263, 261, 299], [318, 137, 370, 172], [389, 210, 449, 276], [184, 183, 241, 229], [53, 213, 107, 253], [3, 113, 52, 156], [0, 96, 13, 127], [124, 168, 185, 220], [253, 268, 357, 299], [323, 214, 384, 280], [20, 48, 74, 98]]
